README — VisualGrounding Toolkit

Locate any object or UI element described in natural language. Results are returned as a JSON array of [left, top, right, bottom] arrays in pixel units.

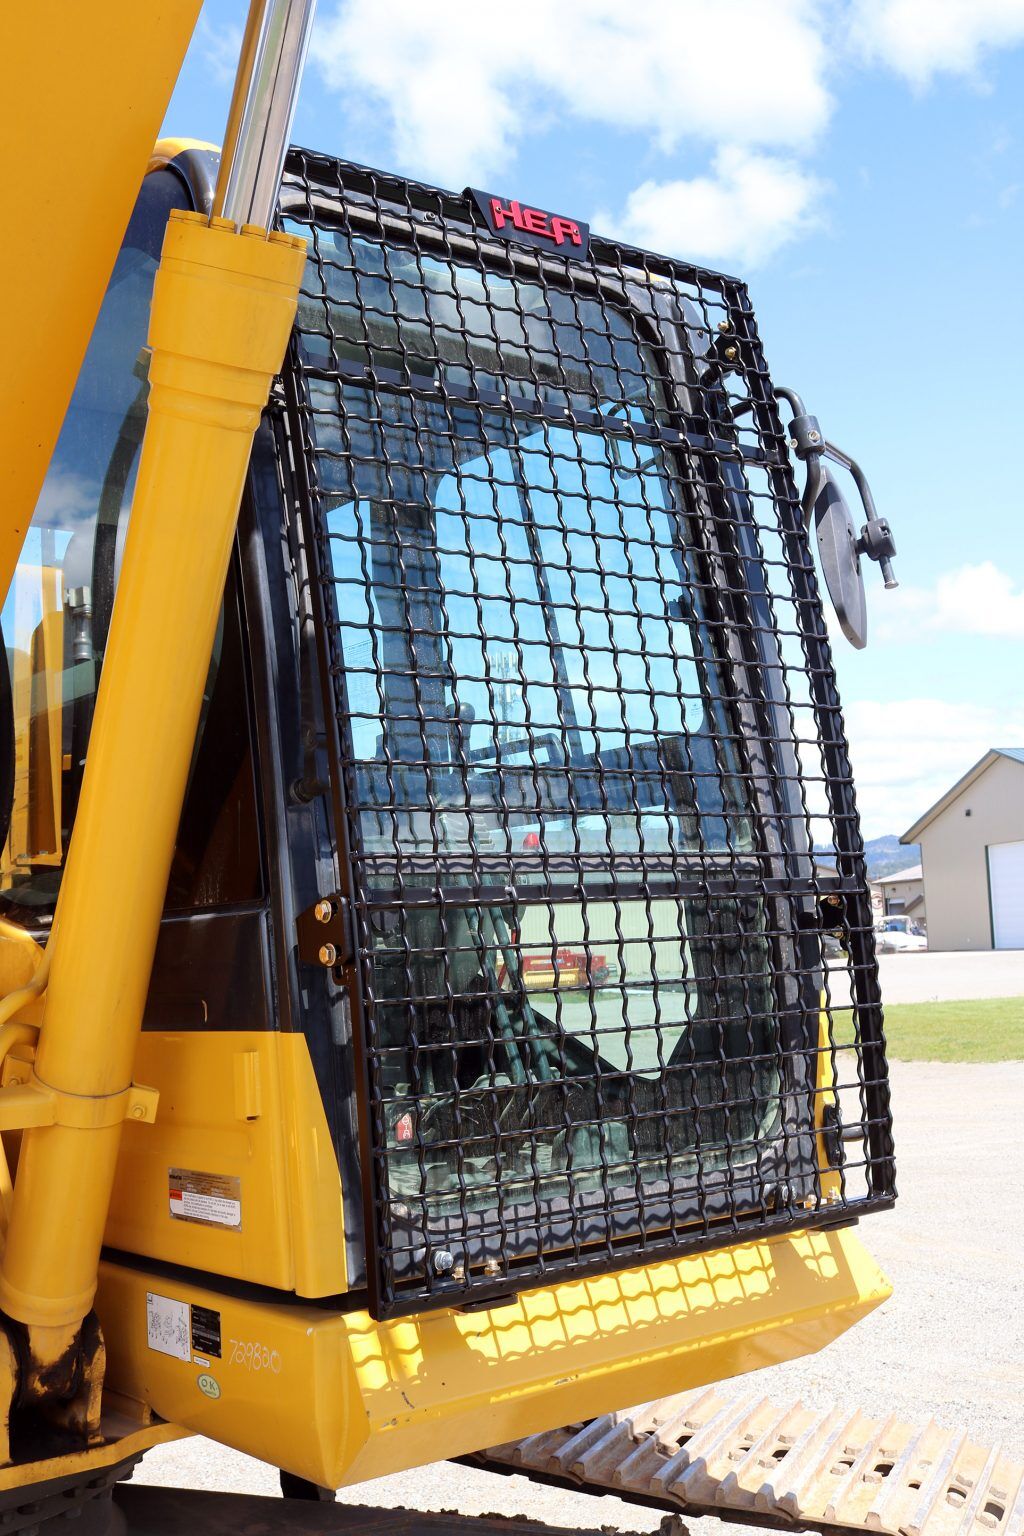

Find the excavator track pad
[[478, 1388, 1024, 1536]]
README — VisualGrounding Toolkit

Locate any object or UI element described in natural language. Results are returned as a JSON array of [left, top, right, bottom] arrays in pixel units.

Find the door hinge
[[296, 894, 352, 969]]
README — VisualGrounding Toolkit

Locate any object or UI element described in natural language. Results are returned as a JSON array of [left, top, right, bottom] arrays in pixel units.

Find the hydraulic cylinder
[[0, 212, 305, 1331]]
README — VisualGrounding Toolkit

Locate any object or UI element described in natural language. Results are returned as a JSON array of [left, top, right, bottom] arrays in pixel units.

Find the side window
[[1, 170, 264, 923], [164, 559, 263, 911]]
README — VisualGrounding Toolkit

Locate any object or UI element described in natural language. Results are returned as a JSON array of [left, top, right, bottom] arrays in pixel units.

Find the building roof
[[875, 864, 923, 884], [902, 748, 1024, 843]]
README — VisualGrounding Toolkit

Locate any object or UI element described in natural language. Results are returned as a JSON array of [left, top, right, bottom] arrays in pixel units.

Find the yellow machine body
[[105, 1032, 347, 1298], [96, 1222, 889, 1490], [0, 7, 894, 1507]]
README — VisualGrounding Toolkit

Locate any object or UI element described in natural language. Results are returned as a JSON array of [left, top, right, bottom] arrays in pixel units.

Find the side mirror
[[813, 466, 867, 649], [777, 387, 897, 649]]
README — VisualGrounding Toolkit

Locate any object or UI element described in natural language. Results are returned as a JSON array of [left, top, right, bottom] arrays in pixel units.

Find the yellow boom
[[0, 1, 204, 604]]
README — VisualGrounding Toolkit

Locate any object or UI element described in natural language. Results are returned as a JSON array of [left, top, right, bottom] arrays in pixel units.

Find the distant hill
[[815, 835, 920, 881], [863, 835, 920, 879]]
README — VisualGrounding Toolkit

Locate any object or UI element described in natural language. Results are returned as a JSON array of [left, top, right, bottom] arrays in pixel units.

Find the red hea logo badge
[[489, 197, 582, 248], [468, 188, 591, 260]]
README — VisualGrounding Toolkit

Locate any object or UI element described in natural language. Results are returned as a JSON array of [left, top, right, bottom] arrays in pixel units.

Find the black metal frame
[[276, 149, 895, 1320]]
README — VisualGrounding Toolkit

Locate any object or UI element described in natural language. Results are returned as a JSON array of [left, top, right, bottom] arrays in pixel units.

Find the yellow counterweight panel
[[98, 1226, 890, 1490], [149, 138, 220, 176], [0, 1, 203, 604]]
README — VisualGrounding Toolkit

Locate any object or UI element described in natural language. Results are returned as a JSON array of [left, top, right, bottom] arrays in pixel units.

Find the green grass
[[881, 995, 1024, 1062]]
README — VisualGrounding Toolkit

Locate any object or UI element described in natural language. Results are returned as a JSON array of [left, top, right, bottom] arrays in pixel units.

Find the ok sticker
[[197, 1372, 221, 1400]]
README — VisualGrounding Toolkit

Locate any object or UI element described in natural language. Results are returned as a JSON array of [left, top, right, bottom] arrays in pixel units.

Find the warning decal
[[169, 1169, 241, 1230], [147, 1292, 190, 1361]]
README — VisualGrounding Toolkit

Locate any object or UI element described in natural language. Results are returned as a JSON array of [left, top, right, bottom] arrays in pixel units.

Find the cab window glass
[[0, 170, 263, 921]]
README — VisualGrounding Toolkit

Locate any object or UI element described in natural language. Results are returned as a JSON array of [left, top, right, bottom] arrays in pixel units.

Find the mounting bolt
[[723, 344, 738, 361], [808, 428, 821, 443], [717, 319, 731, 333], [483, 1258, 502, 1278], [432, 1249, 455, 1276], [130, 1104, 146, 1120], [314, 898, 334, 924], [318, 943, 338, 967]]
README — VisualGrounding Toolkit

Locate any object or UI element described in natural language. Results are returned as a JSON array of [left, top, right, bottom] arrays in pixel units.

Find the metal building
[[902, 748, 1024, 951]]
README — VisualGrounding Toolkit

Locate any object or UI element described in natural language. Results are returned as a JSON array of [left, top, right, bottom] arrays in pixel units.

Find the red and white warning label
[[168, 1168, 242, 1230]]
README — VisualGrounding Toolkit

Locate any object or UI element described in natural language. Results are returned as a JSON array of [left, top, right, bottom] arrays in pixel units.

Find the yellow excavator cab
[[0, 137, 895, 1495], [0, 7, 912, 1533]]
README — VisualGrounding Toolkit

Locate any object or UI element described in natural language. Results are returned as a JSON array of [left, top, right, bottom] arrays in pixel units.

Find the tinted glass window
[[296, 228, 664, 416], [302, 235, 776, 1219], [0, 170, 263, 921]]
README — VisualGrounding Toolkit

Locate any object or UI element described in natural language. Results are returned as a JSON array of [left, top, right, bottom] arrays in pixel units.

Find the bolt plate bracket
[[296, 894, 352, 968]]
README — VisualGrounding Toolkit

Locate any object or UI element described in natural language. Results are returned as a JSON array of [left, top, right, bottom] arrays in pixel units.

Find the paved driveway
[[878, 948, 1024, 1004]]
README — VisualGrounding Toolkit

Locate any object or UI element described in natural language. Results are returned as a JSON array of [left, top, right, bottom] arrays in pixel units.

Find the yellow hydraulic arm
[[0, 0, 311, 1450]]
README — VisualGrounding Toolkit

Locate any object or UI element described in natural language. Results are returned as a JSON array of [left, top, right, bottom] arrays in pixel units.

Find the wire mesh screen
[[279, 150, 896, 1319]]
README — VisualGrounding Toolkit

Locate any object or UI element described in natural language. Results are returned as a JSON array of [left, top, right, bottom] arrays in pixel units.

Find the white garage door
[[988, 840, 1024, 949]]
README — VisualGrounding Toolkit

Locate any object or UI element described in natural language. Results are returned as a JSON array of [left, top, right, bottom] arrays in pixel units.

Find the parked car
[[874, 916, 927, 953]]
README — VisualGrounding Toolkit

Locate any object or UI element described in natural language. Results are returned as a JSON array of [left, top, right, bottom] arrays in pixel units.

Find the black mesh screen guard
[[278, 150, 896, 1320]]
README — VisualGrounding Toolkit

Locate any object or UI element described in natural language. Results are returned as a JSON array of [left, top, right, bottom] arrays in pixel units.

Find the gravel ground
[[136, 1058, 1024, 1532], [877, 949, 1024, 1004]]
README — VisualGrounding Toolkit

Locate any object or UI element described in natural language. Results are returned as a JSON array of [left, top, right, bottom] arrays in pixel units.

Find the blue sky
[[164, 0, 1024, 839]]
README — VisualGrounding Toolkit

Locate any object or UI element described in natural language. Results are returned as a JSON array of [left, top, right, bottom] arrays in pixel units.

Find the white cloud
[[597, 148, 826, 267], [873, 561, 1024, 640], [308, 0, 1024, 269], [311, 0, 832, 187], [848, 0, 1024, 87], [35, 469, 100, 528], [197, 15, 244, 87], [843, 696, 1024, 837]]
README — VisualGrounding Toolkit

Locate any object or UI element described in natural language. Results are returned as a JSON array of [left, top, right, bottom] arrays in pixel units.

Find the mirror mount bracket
[[775, 385, 898, 649], [788, 409, 825, 462], [855, 516, 897, 572]]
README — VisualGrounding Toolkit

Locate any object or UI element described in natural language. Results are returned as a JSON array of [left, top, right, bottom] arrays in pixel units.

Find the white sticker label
[[146, 1292, 190, 1361], [168, 1169, 241, 1230], [169, 1188, 241, 1227]]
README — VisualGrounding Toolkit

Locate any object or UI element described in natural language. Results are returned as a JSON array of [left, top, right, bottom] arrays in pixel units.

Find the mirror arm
[[800, 452, 824, 530], [775, 388, 827, 528], [774, 385, 809, 418], [777, 386, 898, 590], [822, 440, 898, 590]]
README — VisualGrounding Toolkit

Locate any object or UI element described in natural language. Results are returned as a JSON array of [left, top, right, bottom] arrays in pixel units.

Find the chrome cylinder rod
[[215, 0, 317, 232]]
